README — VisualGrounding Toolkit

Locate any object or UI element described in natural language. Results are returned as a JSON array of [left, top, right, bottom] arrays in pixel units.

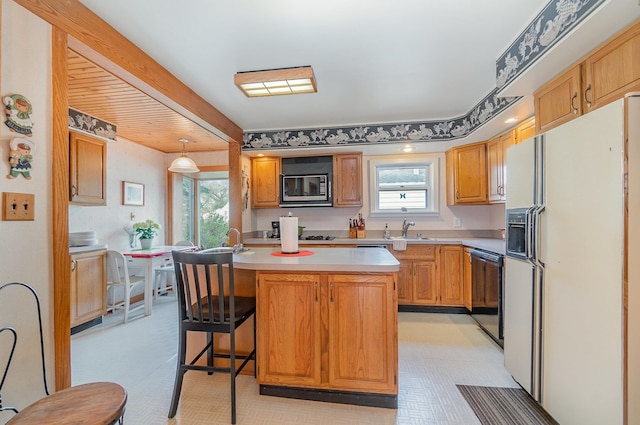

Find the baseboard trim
[[398, 305, 468, 314], [71, 316, 102, 335], [259, 385, 398, 409]]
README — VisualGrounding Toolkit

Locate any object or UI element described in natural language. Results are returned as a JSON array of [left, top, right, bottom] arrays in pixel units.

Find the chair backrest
[[171, 250, 235, 325], [106, 250, 132, 285], [175, 240, 195, 247], [0, 283, 50, 414]]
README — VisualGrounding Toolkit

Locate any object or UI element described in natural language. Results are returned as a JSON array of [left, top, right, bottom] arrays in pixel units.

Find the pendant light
[[168, 138, 200, 173]]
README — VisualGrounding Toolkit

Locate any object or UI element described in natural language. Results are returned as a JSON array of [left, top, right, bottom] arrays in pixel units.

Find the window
[[369, 157, 439, 216], [181, 171, 229, 249]]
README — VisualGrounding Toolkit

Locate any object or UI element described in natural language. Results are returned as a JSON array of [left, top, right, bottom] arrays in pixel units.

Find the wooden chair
[[106, 250, 146, 323], [0, 282, 127, 424], [168, 250, 256, 424]]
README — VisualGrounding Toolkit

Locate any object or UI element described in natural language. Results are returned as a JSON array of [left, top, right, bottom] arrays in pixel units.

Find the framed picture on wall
[[122, 181, 144, 206]]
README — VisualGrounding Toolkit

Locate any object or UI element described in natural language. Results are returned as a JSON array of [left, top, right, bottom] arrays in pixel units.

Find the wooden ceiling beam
[[13, 0, 243, 144]]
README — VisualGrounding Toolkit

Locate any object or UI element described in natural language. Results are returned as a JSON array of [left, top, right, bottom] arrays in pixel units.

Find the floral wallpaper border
[[496, 0, 605, 90], [242, 90, 521, 151], [242, 0, 605, 152], [68, 107, 117, 141]]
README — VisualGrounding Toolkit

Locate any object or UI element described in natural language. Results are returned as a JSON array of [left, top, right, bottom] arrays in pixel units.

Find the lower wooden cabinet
[[463, 247, 473, 311], [391, 244, 463, 307], [70, 250, 107, 327], [256, 271, 397, 394]]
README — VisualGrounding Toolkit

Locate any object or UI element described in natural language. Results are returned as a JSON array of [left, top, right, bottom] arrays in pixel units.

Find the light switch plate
[[2, 192, 35, 221]]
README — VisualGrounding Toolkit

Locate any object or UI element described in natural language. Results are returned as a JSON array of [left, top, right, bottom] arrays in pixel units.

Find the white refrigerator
[[504, 95, 640, 425]]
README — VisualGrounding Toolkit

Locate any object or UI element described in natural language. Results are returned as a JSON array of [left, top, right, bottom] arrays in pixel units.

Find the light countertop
[[232, 247, 399, 273], [69, 244, 108, 254], [244, 237, 506, 255]]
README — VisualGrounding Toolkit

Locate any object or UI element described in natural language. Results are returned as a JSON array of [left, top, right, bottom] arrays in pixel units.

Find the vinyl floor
[[71, 297, 518, 424]]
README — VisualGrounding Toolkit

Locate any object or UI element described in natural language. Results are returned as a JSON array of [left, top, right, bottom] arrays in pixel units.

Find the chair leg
[[230, 327, 237, 425], [123, 285, 130, 323], [168, 327, 187, 418], [207, 333, 214, 375]]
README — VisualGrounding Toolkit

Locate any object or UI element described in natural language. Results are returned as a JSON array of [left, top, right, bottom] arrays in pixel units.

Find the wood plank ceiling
[[67, 49, 229, 154]]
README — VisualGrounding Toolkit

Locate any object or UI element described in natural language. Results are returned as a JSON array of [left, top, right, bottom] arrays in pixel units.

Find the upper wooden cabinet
[[583, 21, 640, 111], [534, 65, 582, 134], [251, 157, 280, 208], [487, 131, 514, 203], [333, 153, 363, 207], [446, 142, 488, 205], [69, 131, 106, 205], [535, 20, 640, 133], [514, 117, 536, 144]]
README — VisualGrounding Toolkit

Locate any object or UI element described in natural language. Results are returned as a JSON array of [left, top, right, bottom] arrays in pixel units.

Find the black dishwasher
[[469, 249, 504, 347]]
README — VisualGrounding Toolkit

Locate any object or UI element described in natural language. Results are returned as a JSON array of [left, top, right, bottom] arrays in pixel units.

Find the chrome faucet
[[401, 219, 415, 238], [227, 227, 243, 253]]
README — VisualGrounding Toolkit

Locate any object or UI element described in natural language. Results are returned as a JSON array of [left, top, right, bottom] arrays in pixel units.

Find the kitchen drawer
[[388, 245, 437, 260]]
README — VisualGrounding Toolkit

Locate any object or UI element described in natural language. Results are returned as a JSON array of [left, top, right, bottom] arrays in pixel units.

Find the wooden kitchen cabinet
[[69, 131, 106, 205], [251, 157, 280, 208], [257, 272, 321, 387], [390, 244, 463, 307], [487, 131, 514, 203], [439, 245, 464, 306], [582, 21, 640, 112], [446, 142, 488, 205], [463, 247, 472, 311], [333, 153, 363, 207], [534, 65, 582, 134], [257, 271, 397, 394], [70, 250, 107, 328], [535, 21, 640, 133], [514, 116, 536, 144], [327, 273, 397, 393]]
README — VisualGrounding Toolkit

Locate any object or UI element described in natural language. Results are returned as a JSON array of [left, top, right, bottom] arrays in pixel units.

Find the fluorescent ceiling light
[[234, 66, 317, 97]]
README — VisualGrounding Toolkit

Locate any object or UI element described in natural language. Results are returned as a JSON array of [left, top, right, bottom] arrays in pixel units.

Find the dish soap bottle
[[384, 223, 390, 239]]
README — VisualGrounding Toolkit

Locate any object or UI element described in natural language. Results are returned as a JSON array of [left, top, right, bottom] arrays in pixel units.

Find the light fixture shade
[[234, 66, 317, 97], [169, 154, 199, 173]]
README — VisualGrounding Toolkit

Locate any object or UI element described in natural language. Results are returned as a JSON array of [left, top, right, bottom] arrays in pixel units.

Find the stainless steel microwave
[[280, 174, 332, 207]]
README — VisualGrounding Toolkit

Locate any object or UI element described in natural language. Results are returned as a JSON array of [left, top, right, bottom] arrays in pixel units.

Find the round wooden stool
[[6, 382, 127, 425]]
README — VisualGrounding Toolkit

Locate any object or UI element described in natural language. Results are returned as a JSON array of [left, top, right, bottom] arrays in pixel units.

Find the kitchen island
[[232, 247, 400, 408]]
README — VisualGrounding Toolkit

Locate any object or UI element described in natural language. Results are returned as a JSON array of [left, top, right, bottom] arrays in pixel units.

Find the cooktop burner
[[301, 235, 336, 241]]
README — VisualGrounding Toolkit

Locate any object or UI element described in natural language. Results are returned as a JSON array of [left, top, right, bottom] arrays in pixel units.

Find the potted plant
[[133, 219, 160, 249]]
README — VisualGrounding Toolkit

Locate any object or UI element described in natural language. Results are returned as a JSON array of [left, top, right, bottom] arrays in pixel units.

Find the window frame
[[368, 156, 440, 217]]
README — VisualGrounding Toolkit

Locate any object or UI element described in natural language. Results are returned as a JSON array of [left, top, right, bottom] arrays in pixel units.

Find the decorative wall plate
[[3, 94, 33, 137]]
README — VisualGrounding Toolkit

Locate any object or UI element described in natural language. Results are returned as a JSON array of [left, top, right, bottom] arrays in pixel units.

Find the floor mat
[[457, 385, 559, 425]]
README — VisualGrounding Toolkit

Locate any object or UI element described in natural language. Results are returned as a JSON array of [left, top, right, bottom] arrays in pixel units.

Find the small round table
[[6, 382, 127, 425]]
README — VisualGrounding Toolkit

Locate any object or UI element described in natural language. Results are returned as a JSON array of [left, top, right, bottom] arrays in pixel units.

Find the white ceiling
[[75, 0, 639, 152]]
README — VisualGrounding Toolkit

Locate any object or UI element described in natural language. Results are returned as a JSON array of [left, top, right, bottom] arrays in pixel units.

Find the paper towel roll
[[279, 216, 299, 254]]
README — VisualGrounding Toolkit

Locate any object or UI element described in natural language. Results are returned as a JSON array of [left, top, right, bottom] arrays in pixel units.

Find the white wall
[[248, 151, 506, 237], [0, 0, 55, 416]]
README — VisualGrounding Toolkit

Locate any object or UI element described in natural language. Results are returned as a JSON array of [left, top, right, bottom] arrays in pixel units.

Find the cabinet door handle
[[71, 185, 77, 197], [71, 259, 77, 272], [584, 84, 592, 109], [455, 190, 460, 200], [314, 281, 318, 303], [570, 93, 579, 114], [330, 281, 334, 302]]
